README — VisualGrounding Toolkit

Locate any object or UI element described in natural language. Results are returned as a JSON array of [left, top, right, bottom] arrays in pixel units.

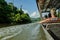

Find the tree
[[19, 8, 24, 15], [15, 13, 21, 23], [0, 0, 9, 23], [21, 14, 31, 24], [0, 0, 31, 24]]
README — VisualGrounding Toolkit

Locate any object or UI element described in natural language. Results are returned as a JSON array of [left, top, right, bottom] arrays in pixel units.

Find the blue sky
[[5, 0, 40, 18]]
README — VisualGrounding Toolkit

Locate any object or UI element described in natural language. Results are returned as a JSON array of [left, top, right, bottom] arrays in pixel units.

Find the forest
[[0, 0, 32, 25]]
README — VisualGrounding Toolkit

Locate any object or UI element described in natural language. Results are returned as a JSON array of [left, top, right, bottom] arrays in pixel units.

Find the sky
[[5, 0, 40, 18]]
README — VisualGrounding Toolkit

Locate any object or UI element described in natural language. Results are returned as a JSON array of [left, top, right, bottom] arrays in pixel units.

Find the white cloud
[[21, 9, 40, 18], [22, 9, 31, 16], [22, 9, 29, 13], [30, 11, 40, 18]]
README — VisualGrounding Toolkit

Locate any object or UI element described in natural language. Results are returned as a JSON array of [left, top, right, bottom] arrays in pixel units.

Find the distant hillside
[[31, 18, 41, 22]]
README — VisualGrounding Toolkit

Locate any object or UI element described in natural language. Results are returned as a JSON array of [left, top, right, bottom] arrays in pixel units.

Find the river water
[[0, 22, 53, 40]]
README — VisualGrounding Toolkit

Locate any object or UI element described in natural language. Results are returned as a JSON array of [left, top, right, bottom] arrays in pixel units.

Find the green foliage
[[58, 12, 60, 18], [21, 14, 31, 23], [0, 0, 31, 24], [15, 13, 21, 22], [31, 18, 41, 23]]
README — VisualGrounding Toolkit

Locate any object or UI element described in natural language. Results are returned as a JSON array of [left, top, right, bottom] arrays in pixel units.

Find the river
[[0, 22, 53, 40]]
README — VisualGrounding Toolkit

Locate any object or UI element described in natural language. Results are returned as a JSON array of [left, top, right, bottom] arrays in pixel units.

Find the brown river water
[[0, 22, 53, 40]]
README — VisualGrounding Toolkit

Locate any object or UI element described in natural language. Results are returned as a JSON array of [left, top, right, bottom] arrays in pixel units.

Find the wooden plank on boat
[[48, 24, 60, 40]]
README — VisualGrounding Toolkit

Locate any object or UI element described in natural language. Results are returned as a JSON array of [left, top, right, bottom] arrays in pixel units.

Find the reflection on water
[[0, 23, 46, 40]]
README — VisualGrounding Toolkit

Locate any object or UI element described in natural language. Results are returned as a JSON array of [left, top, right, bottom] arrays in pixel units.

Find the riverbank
[[0, 23, 28, 28], [0, 21, 40, 28], [0, 24, 16, 28]]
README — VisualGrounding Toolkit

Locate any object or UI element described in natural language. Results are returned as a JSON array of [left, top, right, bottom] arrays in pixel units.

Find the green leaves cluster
[[0, 0, 31, 24]]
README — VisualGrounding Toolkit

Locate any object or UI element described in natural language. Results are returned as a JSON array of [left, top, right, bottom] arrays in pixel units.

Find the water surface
[[0, 23, 47, 40]]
